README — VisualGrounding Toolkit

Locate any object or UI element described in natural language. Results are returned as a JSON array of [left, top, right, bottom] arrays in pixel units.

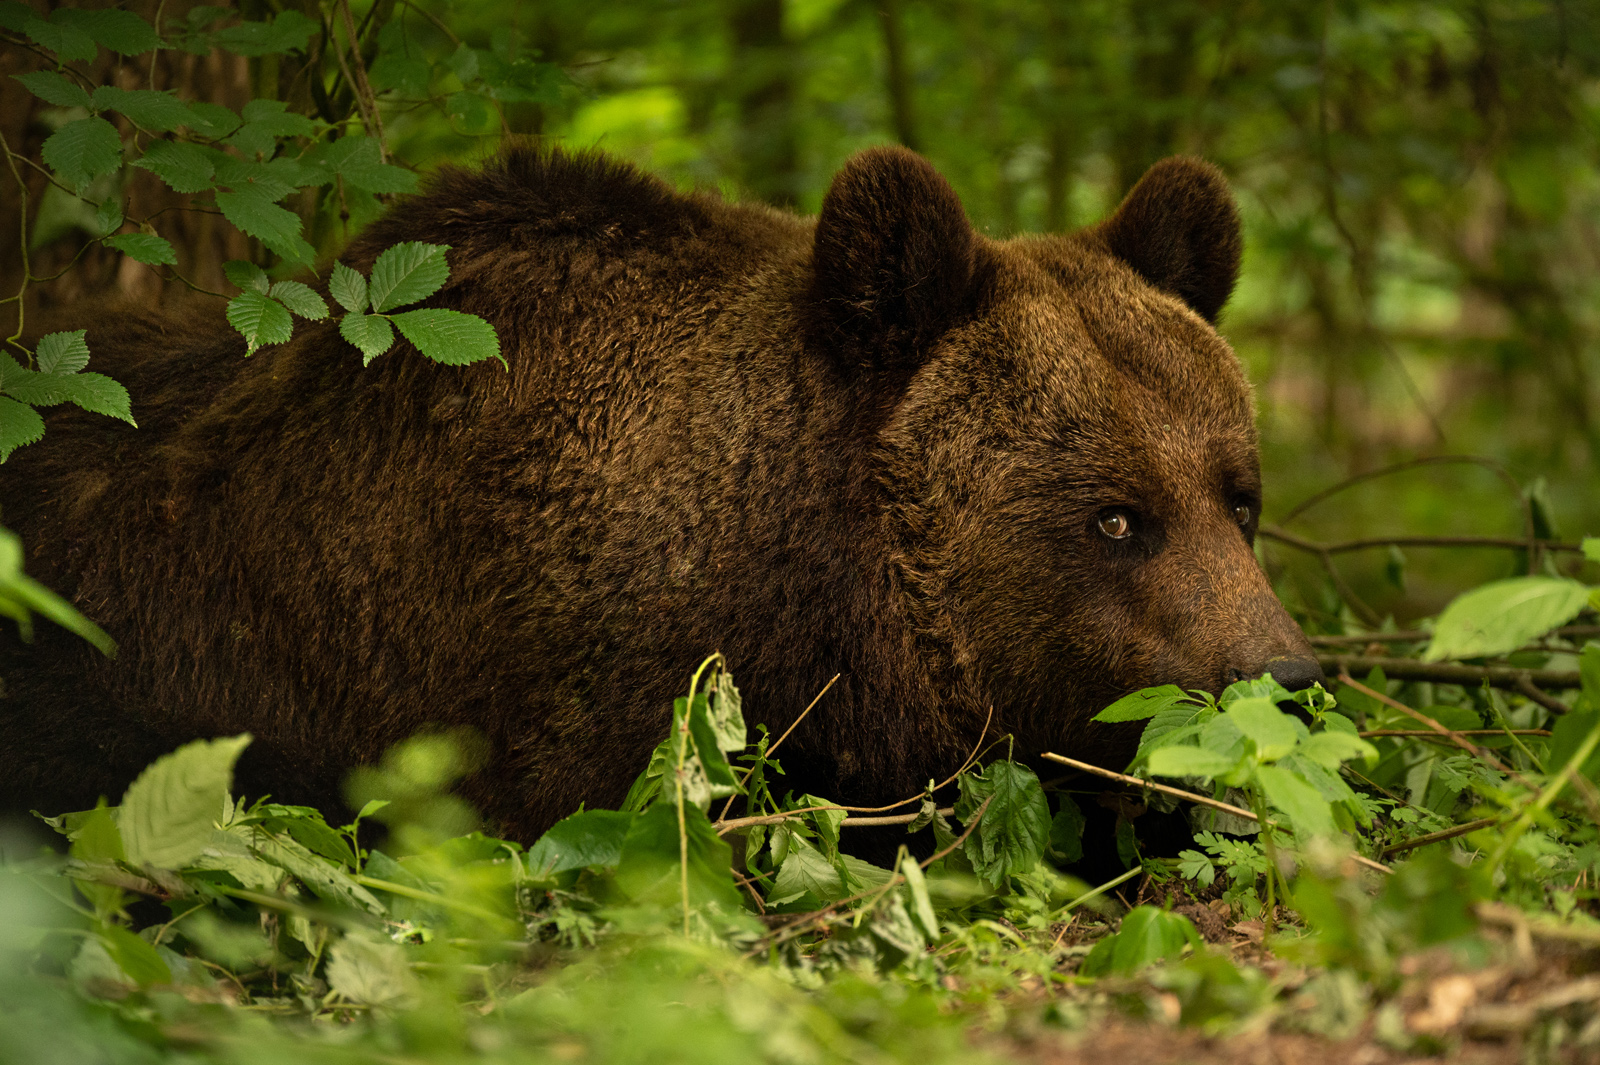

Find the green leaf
[[224, 260, 270, 294], [100, 926, 171, 987], [0, 526, 114, 652], [525, 809, 635, 877], [23, 13, 98, 63], [269, 280, 329, 321], [94, 196, 123, 237], [1582, 538, 1599, 565], [768, 835, 847, 907], [899, 853, 940, 939], [213, 10, 318, 57], [132, 141, 216, 194], [369, 242, 451, 312], [54, 8, 160, 56], [369, 53, 432, 97], [248, 830, 385, 914], [1424, 576, 1592, 661], [954, 761, 1051, 886], [89, 87, 196, 133], [1256, 764, 1336, 838], [41, 118, 123, 193], [47, 373, 134, 424], [36, 331, 90, 375], [186, 102, 241, 139], [226, 291, 293, 355], [1048, 796, 1085, 864], [340, 313, 395, 365], [1226, 697, 1300, 761], [1133, 698, 1215, 763], [0, 396, 45, 461], [611, 801, 743, 912], [329, 262, 369, 313], [215, 187, 315, 264], [120, 735, 252, 870], [329, 136, 418, 194], [1080, 906, 1200, 977], [392, 308, 502, 367], [1296, 730, 1379, 770], [1146, 745, 1240, 779], [105, 233, 177, 266], [326, 935, 414, 1008], [1093, 684, 1189, 723], [13, 70, 91, 109]]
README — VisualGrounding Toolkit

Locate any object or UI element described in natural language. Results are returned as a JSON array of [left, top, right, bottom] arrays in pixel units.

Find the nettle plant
[[0, 1, 557, 459]]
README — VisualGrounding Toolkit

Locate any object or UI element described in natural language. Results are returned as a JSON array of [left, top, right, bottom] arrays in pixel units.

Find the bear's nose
[[1223, 654, 1325, 692]]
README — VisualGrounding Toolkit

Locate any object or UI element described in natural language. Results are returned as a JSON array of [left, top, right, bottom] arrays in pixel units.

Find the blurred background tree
[[3, 0, 1597, 630]]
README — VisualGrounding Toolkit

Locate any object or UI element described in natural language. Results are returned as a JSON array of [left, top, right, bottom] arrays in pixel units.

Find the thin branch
[[1310, 626, 1600, 647], [335, 0, 388, 159], [716, 673, 839, 822], [1361, 729, 1551, 739], [1336, 673, 1513, 773], [1324, 655, 1579, 704], [1276, 455, 1531, 538], [1381, 817, 1499, 858], [1040, 752, 1393, 875], [1263, 526, 1585, 556]]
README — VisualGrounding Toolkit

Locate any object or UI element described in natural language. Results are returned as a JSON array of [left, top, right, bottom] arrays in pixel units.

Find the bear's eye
[[1097, 510, 1133, 540], [1233, 503, 1252, 526]]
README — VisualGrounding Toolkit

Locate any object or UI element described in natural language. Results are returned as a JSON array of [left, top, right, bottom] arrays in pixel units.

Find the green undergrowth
[[1, 543, 1599, 1062]]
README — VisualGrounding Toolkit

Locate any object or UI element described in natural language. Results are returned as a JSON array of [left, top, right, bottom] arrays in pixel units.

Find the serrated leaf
[[54, 8, 160, 56], [41, 117, 123, 192], [0, 396, 45, 461], [215, 187, 315, 264], [953, 761, 1050, 886], [105, 233, 176, 266], [100, 926, 171, 987], [269, 280, 329, 321], [1095, 684, 1190, 723], [120, 735, 252, 870], [329, 261, 369, 313], [224, 260, 270, 294], [392, 308, 502, 366], [1133, 700, 1215, 763], [36, 330, 90, 374], [1079, 906, 1199, 977], [247, 831, 385, 914], [23, 13, 98, 63], [1226, 696, 1300, 761], [612, 801, 743, 912], [186, 101, 241, 139], [1146, 745, 1241, 779], [525, 809, 635, 877], [1256, 764, 1337, 838], [132, 141, 216, 194], [326, 936, 414, 1008], [94, 197, 123, 236], [89, 87, 196, 133], [1424, 576, 1592, 661], [213, 10, 318, 57], [13, 70, 91, 109], [324, 135, 418, 194], [369, 242, 450, 312], [341, 312, 395, 365], [47, 372, 134, 424], [768, 834, 847, 907], [1297, 730, 1379, 770], [226, 291, 293, 355]]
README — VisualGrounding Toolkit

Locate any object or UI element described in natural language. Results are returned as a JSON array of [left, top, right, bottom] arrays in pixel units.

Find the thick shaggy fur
[[0, 147, 1317, 837]]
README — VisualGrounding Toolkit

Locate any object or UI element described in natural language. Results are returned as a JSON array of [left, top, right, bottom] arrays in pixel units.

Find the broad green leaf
[[309, 135, 419, 195], [954, 761, 1051, 886], [370, 53, 432, 97], [768, 835, 847, 907], [105, 233, 176, 266], [22, 13, 98, 63], [269, 280, 329, 321], [1296, 730, 1379, 770], [69, 802, 126, 916], [1226, 696, 1299, 761], [215, 187, 315, 264], [1221, 674, 1296, 706], [41, 118, 122, 192], [705, 669, 746, 752], [185, 102, 241, 139], [94, 196, 122, 236], [132, 141, 216, 194], [330, 262, 369, 313], [1424, 576, 1591, 661], [13, 70, 91, 109], [525, 809, 635, 877], [1256, 764, 1336, 838], [46, 373, 134, 425], [1146, 745, 1240, 779], [120, 735, 252, 870], [1133, 699, 1215, 763], [251, 807, 358, 868], [89, 87, 195, 133], [341, 312, 396, 365], [899, 853, 940, 939], [801, 794, 846, 859], [213, 10, 318, 57], [1093, 684, 1188, 722], [248, 831, 385, 915], [1582, 538, 1598, 564], [1080, 906, 1199, 977], [326, 936, 414, 1008], [0, 396, 45, 461], [392, 308, 502, 366], [35, 331, 89, 375], [101, 926, 171, 987], [1048, 796, 1084, 864], [611, 801, 743, 912], [226, 291, 292, 355], [224, 260, 271, 294], [369, 242, 451, 312], [54, 8, 160, 55]]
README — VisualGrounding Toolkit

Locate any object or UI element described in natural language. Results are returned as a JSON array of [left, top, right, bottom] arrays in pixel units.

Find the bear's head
[[809, 147, 1320, 765]]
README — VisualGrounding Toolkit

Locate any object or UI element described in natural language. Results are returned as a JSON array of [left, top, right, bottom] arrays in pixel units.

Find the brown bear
[[0, 146, 1321, 839]]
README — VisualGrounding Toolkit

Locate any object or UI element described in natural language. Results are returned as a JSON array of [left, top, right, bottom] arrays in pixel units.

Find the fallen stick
[[1337, 673, 1515, 773], [1040, 752, 1392, 875], [1380, 817, 1499, 858], [1320, 654, 1578, 703]]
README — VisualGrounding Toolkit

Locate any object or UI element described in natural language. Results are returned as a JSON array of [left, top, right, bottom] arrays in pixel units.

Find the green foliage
[[0, 523, 114, 654], [1424, 576, 1594, 661], [1079, 905, 1201, 977]]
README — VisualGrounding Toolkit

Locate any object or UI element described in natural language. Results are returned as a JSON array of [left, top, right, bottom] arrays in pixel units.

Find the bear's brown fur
[[0, 146, 1320, 837]]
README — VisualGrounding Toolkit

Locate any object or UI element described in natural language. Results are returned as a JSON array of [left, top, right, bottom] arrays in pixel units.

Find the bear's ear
[[810, 146, 978, 370], [1096, 157, 1241, 324]]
